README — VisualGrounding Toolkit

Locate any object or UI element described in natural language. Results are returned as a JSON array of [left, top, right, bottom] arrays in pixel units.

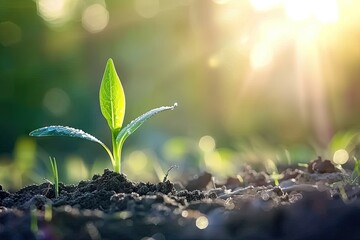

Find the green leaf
[[99, 58, 126, 131], [29, 126, 103, 145], [116, 103, 178, 146], [30, 125, 115, 167]]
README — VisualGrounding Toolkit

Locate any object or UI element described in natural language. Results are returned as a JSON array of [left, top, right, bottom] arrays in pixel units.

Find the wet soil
[[1, 157, 360, 240]]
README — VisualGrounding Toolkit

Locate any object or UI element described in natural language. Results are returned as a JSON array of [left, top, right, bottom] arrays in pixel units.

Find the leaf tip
[[29, 128, 40, 136], [106, 58, 115, 70], [172, 102, 178, 110]]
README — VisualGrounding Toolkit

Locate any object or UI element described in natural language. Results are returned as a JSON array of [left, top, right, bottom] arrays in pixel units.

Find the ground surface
[[1, 157, 360, 240]]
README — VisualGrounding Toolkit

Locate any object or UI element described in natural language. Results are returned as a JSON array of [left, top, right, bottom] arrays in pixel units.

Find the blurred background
[[1, 0, 360, 189]]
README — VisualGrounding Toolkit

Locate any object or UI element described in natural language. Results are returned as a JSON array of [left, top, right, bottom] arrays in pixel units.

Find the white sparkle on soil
[[196, 216, 209, 230]]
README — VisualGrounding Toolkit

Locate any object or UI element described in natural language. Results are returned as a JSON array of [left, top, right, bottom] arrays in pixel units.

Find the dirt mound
[[1, 164, 360, 239]]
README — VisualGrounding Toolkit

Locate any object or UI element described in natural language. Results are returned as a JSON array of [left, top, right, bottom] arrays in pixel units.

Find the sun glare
[[250, 42, 273, 70], [212, 0, 232, 5], [135, 0, 160, 18], [284, 0, 338, 23], [222, 0, 346, 145], [37, 0, 67, 23], [31, 0, 359, 149], [208, 55, 220, 68], [250, 0, 281, 12]]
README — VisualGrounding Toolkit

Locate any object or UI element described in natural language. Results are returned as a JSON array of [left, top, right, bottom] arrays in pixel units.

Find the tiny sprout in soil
[[49, 157, 59, 198], [30, 58, 177, 173]]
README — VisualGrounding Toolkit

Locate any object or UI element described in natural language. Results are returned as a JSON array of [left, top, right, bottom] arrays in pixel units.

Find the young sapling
[[30, 58, 177, 173]]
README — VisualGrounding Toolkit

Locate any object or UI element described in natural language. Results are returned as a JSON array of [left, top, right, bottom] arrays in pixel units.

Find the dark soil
[[1, 157, 360, 240]]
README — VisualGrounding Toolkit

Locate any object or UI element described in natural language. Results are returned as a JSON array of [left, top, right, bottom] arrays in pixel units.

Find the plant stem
[[112, 131, 122, 173], [101, 142, 115, 168]]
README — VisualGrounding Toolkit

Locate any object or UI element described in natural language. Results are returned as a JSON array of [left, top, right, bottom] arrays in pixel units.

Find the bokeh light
[[195, 216, 209, 230], [208, 55, 220, 68], [125, 150, 149, 173], [43, 88, 71, 117], [212, 0, 232, 5], [250, 0, 281, 11], [181, 210, 189, 218], [250, 42, 273, 70], [134, 0, 160, 19], [0, 21, 22, 47], [333, 149, 349, 165], [66, 156, 89, 182], [82, 3, 109, 33], [36, 0, 68, 24], [199, 136, 216, 153]]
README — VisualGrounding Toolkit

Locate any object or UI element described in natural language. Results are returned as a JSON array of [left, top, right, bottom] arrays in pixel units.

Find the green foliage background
[[1, 0, 360, 188]]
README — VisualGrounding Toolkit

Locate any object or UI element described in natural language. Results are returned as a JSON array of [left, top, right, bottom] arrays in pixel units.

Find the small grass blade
[[49, 157, 59, 198], [116, 103, 178, 145]]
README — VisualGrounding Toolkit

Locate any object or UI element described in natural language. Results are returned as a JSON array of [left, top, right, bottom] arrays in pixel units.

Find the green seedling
[[30, 58, 177, 173], [49, 157, 59, 198], [270, 171, 283, 186]]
